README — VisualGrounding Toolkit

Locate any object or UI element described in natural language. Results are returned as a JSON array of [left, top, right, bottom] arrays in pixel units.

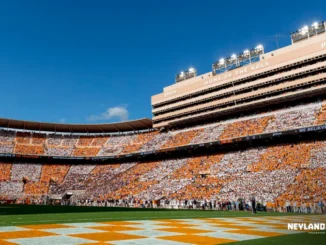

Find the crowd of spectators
[[77, 137, 94, 146], [0, 139, 325, 212], [72, 147, 101, 157], [277, 167, 326, 209], [96, 132, 156, 156], [15, 144, 44, 155], [0, 163, 12, 181], [121, 132, 157, 154], [139, 178, 193, 201], [310, 141, 326, 169], [24, 181, 49, 195], [1, 98, 326, 212], [40, 164, 70, 183], [61, 136, 79, 147], [106, 134, 136, 145], [171, 155, 223, 179], [0, 131, 15, 154], [0, 101, 325, 157], [161, 129, 204, 148], [45, 146, 73, 156], [0, 145, 13, 154], [15, 132, 31, 144], [47, 135, 63, 145], [102, 161, 161, 199], [127, 158, 190, 200], [0, 181, 24, 195], [140, 158, 189, 182], [264, 106, 320, 132], [249, 142, 314, 171], [31, 134, 46, 145], [219, 117, 272, 140], [49, 165, 96, 194], [84, 163, 137, 198], [212, 148, 264, 176], [190, 125, 225, 144], [218, 169, 298, 204], [169, 177, 224, 200], [90, 137, 109, 146], [11, 163, 42, 182], [138, 133, 172, 152], [0, 131, 15, 144], [316, 103, 326, 125], [97, 145, 122, 156]]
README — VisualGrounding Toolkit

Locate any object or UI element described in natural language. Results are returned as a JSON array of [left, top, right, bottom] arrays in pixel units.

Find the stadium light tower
[[175, 67, 197, 83], [312, 21, 322, 35], [211, 58, 226, 74], [243, 49, 250, 57], [300, 25, 309, 36], [237, 49, 251, 66], [312, 22, 319, 29], [212, 44, 264, 75], [188, 67, 195, 73], [225, 54, 239, 70], [256, 44, 264, 52], [291, 21, 325, 43], [231, 54, 237, 60]]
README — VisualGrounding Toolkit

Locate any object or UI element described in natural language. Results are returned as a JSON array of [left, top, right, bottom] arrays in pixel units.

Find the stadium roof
[[0, 117, 153, 133]]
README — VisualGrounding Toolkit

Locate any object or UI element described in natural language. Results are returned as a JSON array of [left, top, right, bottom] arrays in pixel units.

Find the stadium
[[1, 17, 326, 245]]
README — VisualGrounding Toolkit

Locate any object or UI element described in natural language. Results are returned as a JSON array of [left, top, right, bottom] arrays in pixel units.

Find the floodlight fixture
[[300, 25, 309, 35], [212, 43, 264, 75], [243, 49, 250, 56], [256, 44, 264, 51], [188, 67, 195, 73], [175, 68, 197, 83], [312, 22, 319, 29], [291, 21, 325, 43]]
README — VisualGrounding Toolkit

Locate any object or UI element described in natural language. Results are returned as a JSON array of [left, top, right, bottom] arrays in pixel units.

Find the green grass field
[[0, 204, 310, 226], [227, 233, 326, 245], [0, 204, 325, 245]]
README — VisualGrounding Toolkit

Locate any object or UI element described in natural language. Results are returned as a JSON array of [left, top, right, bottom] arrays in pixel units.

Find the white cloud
[[88, 106, 129, 122], [58, 118, 66, 123]]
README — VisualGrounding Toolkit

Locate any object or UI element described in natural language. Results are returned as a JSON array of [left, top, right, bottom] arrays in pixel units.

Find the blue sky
[[0, 0, 325, 124]]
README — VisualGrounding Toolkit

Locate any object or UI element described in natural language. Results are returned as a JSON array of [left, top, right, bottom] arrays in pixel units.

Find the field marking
[[2, 214, 321, 226], [2, 215, 210, 225], [0, 216, 321, 245], [0, 212, 317, 227]]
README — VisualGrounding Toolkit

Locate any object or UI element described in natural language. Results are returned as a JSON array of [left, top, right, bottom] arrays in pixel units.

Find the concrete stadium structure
[[152, 23, 326, 128]]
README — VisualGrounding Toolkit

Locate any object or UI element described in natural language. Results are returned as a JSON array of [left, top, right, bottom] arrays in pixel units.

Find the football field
[[0, 205, 325, 245]]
